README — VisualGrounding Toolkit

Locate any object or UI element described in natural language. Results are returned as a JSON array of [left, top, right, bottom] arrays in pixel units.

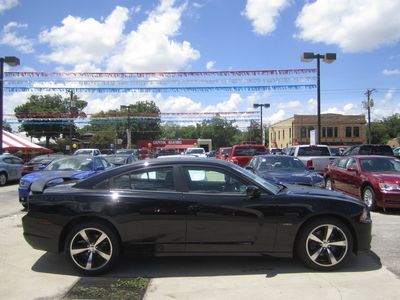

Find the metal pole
[[367, 90, 372, 144], [316, 54, 321, 145], [0, 58, 4, 154], [260, 106, 264, 145], [69, 90, 73, 154]]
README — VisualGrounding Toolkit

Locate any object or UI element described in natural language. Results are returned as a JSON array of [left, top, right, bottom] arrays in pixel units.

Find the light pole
[[120, 105, 132, 149], [301, 52, 336, 144], [68, 90, 76, 154], [253, 103, 270, 146], [0, 56, 20, 154]]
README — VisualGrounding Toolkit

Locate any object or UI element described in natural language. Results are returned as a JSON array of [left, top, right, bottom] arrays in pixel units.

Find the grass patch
[[64, 277, 149, 300]]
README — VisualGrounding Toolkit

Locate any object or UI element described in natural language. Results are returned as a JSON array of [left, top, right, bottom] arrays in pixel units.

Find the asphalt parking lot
[[1, 183, 400, 300]]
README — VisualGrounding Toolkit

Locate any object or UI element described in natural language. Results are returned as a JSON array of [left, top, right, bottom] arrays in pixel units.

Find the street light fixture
[[301, 52, 336, 144], [1, 56, 20, 154], [253, 103, 270, 146]]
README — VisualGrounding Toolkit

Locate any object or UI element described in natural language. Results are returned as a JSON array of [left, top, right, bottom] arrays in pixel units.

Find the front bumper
[[379, 191, 400, 208]]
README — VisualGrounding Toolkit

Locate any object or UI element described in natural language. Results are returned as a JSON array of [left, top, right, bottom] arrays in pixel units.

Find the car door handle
[[188, 205, 201, 212]]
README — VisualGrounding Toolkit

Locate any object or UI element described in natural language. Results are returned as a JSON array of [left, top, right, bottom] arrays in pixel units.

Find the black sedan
[[23, 157, 372, 275]]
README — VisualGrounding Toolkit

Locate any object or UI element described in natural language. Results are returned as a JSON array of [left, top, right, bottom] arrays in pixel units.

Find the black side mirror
[[246, 185, 260, 199]]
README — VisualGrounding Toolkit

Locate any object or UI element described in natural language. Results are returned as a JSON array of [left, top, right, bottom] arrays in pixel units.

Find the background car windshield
[[46, 157, 93, 171], [105, 156, 126, 165], [298, 147, 331, 156], [221, 148, 231, 155], [188, 149, 204, 154], [360, 158, 400, 172], [359, 145, 394, 155], [233, 147, 266, 156], [259, 157, 306, 171], [230, 163, 281, 194]]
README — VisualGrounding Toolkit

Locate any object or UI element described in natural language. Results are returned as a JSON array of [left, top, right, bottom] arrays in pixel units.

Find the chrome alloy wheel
[[325, 178, 333, 190], [306, 224, 348, 267], [363, 188, 374, 208], [69, 228, 113, 271]]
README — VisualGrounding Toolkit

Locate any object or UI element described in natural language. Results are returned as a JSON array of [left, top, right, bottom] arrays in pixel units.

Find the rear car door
[[105, 166, 187, 251], [182, 165, 276, 252], [330, 158, 349, 191]]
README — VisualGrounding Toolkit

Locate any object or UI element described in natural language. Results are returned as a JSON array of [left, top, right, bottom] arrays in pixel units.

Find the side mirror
[[246, 185, 260, 199], [347, 166, 356, 172]]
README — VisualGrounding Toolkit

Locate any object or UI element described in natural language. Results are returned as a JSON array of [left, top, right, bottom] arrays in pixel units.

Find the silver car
[[0, 154, 24, 186]]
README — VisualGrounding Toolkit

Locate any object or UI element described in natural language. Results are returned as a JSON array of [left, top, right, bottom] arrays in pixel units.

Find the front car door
[[181, 165, 277, 252]]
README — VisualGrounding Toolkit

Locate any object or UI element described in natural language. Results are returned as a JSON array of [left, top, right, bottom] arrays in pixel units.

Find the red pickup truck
[[227, 144, 269, 167]]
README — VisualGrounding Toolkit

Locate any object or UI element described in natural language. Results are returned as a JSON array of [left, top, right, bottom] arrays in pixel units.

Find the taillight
[[306, 160, 313, 169]]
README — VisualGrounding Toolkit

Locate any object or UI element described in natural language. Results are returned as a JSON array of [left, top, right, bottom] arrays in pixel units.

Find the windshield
[[46, 157, 93, 171], [258, 156, 306, 172], [74, 150, 93, 155], [230, 163, 281, 194], [105, 156, 127, 165], [360, 157, 400, 172], [233, 146, 267, 156], [187, 149, 204, 154]]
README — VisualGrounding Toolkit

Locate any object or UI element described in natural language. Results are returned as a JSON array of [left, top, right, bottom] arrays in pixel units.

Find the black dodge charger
[[22, 157, 372, 275]]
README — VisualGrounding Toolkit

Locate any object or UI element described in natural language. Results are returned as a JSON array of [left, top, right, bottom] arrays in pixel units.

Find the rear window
[[359, 145, 394, 156], [297, 146, 331, 156]]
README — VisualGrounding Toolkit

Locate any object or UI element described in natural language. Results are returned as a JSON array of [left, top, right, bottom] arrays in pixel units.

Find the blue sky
[[1, 0, 399, 129]]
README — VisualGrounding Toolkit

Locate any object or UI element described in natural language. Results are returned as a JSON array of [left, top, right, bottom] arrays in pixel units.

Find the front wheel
[[325, 178, 333, 190], [362, 186, 377, 211], [0, 172, 7, 186], [65, 222, 120, 275], [296, 218, 353, 271]]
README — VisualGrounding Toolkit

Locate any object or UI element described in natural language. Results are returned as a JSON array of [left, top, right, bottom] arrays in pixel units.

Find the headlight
[[19, 181, 30, 188], [378, 183, 400, 191], [359, 208, 370, 223]]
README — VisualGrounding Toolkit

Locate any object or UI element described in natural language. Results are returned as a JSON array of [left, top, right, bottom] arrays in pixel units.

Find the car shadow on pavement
[[31, 250, 382, 278]]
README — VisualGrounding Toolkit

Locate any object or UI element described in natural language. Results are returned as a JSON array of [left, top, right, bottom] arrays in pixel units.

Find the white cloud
[[343, 103, 354, 112], [206, 60, 216, 71], [383, 69, 400, 75], [0, 0, 18, 13], [242, 0, 291, 35], [278, 100, 300, 109], [266, 109, 286, 124], [0, 22, 34, 53], [204, 93, 244, 112], [107, 0, 200, 72], [295, 0, 400, 52], [39, 6, 128, 66]]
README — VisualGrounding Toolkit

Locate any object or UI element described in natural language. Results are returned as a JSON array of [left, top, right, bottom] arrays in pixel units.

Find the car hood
[[21, 170, 95, 184], [257, 170, 317, 185], [283, 183, 362, 205], [367, 172, 400, 183]]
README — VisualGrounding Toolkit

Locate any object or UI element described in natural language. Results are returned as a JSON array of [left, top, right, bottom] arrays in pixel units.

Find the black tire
[[0, 172, 7, 186], [296, 217, 353, 271], [65, 222, 120, 275], [325, 177, 333, 190], [362, 186, 377, 211]]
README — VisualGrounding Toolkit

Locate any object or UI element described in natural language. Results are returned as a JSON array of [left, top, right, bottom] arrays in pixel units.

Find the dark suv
[[342, 144, 394, 156]]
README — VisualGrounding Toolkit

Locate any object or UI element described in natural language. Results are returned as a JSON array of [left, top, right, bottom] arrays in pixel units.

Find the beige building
[[269, 114, 367, 149]]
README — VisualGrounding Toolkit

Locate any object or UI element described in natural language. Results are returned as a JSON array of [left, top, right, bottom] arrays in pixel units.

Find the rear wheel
[[0, 172, 7, 186], [325, 178, 333, 190], [362, 186, 377, 210], [296, 218, 353, 271], [65, 222, 120, 275]]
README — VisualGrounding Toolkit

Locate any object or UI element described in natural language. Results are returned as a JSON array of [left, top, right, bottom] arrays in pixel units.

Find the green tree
[[14, 94, 87, 148], [2, 121, 12, 132], [242, 120, 261, 143], [198, 115, 242, 148]]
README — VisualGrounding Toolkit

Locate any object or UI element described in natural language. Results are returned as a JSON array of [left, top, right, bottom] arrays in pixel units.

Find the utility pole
[[363, 89, 375, 144], [69, 90, 76, 154]]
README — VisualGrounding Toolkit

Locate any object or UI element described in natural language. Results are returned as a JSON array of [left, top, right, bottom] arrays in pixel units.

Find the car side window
[[346, 159, 358, 171], [3, 157, 13, 164], [100, 157, 111, 168], [337, 158, 349, 169], [350, 146, 360, 155], [183, 167, 247, 194], [110, 167, 174, 191]]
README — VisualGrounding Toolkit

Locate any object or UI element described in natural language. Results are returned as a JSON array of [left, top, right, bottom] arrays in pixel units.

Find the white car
[[184, 148, 207, 157], [73, 148, 101, 156]]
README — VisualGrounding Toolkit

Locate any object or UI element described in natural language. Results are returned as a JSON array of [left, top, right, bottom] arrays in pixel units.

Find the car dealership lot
[[1, 184, 400, 299]]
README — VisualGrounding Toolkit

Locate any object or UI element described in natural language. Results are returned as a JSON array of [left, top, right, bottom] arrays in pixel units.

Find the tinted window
[[183, 167, 247, 193], [111, 167, 174, 191], [359, 145, 394, 156], [233, 146, 266, 156], [360, 158, 399, 172], [297, 146, 331, 156], [337, 158, 349, 168], [258, 157, 306, 171]]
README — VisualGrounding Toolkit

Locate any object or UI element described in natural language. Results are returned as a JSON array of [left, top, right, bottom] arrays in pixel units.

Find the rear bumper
[[22, 214, 62, 253]]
